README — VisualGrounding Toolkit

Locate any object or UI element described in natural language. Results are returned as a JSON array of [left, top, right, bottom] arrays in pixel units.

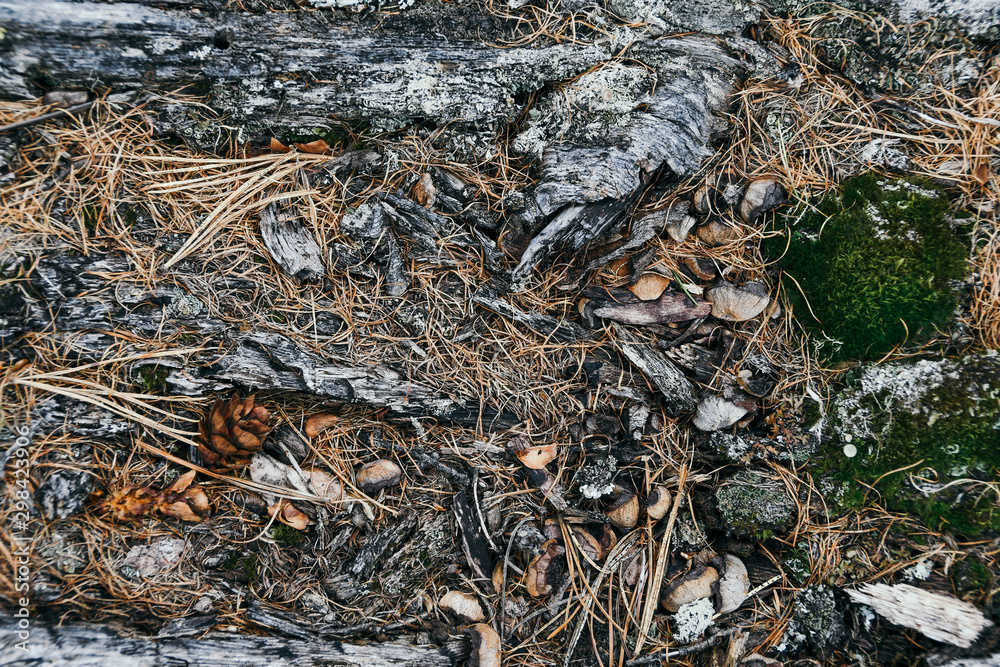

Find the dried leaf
[[270, 137, 292, 153], [294, 139, 331, 154], [413, 172, 436, 207]]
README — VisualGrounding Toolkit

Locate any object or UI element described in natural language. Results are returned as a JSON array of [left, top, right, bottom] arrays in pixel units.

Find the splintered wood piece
[[1, 617, 458, 666], [613, 324, 697, 416], [326, 509, 419, 601], [259, 202, 326, 283], [453, 491, 494, 590], [846, 583, 991, 648], [591, 289, 711, 325]]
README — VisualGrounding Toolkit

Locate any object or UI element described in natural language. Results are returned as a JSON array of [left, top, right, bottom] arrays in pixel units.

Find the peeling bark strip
[[0, 617, 460, 666], [9, 253, 518, 429]]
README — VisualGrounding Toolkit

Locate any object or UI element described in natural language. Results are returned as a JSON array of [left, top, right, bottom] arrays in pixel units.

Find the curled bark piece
[[439, 591, 485, 623], [693, 395, 748, 432], [644, 486, 672, 520], [712, 553, 750, 614], [706, 281, 770, 321], [846, 583, 990, 648], [696, 219, 743, 246], [466, 623, 501, 667], [508, 436, 557, 469], [356, 459, 402, 495], [739, 179, 786, 224], [526, 539, 565, 598], [259, 202, 326, 283], [683, 257, 718, 281], [629, 273, 672, 301], [606, 486, 639, 531], [268, 499, 309, 530], [570, 526, 604, 563]]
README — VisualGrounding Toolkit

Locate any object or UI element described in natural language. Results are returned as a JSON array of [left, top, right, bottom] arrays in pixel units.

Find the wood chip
[[846, 583, 991, 648]]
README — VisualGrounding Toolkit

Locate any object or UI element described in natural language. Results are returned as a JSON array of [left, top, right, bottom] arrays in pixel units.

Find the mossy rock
[[767, 173, 968, 363], [715, 468, 796, 538], [817, 353, 1000, 536]]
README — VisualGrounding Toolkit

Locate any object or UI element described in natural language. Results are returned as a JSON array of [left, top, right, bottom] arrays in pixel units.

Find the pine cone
[[107, 485, 157, 521], [155, 471, 211, 522], [197, 394, 272, 471], [107, 471, 211, 523]]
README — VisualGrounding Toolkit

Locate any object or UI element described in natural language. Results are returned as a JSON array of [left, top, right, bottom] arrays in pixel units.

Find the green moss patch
[[767, 173, 968, 363], [817, 354, 1000, 537]]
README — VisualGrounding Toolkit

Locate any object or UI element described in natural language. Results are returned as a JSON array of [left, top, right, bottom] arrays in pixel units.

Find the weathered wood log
[[5, 252, 519, 430], [0, 617, 462, 666], [0, 0, 611, 126], [1, 0, 749, 294]]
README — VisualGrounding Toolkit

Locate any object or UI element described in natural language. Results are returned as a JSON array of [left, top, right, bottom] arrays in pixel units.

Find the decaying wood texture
[[325, 508, 419, 600], [0, 617, 462, 666], [613, 324, 697, 417], [4, 253, 519, 430]]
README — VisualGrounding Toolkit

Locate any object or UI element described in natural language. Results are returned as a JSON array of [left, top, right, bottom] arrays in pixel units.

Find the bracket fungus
[[439, 590, 486, 623], [661, 564, 720, 612], [356, 459, 402, 494]]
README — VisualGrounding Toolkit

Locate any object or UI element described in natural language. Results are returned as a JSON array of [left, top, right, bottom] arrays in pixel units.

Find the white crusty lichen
[[673, 597, 715, 644]]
